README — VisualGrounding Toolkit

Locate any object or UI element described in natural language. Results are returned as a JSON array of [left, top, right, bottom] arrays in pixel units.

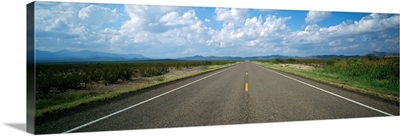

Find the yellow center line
[[245, 82, 249, 92], [245, 62, 249, 92]]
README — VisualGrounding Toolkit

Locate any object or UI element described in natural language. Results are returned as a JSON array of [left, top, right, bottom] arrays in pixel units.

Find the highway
[[35, 62, 399, 134]]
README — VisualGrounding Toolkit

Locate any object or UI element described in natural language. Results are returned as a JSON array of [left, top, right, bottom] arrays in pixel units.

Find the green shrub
[[36, 61, 234, 93], [274, 58, 283, 63], [286, 58, 296, 63]]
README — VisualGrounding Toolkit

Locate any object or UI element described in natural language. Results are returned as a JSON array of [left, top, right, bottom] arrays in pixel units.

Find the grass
[[35, 62, 237, 117], [254, 58, 399, 102]]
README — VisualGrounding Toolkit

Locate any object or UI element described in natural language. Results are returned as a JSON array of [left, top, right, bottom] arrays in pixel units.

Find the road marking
[[245, 62, 249, 92], [62, 64, 239, 133], [245, 82, 249, 92], [256, 64, 394, 116]]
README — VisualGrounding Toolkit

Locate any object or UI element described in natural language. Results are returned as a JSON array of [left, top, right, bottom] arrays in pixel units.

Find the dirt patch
[[161, 66, 205, 79], [280, 64, 315, 70]]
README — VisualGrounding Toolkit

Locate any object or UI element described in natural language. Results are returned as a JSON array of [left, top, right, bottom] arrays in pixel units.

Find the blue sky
[[35, 2, 399, 58]]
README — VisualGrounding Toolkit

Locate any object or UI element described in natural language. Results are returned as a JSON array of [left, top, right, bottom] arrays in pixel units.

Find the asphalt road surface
[[35, 62, 399, 134]]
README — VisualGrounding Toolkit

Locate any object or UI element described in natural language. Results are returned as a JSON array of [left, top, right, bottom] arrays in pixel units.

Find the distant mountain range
[[36, 50, 147, 61], [179, 55, 243, 60], [179, 55, 292, 60], [180, 51, 398, 60], [36, 50, 399, 62], [366, 51, 399, 58]]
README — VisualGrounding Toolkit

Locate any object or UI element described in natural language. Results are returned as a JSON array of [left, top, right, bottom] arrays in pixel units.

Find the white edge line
[[62, 64, 239, 133], [255, 64, 394, 116]]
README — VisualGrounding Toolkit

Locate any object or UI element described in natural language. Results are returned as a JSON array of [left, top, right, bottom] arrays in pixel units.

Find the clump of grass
[[156, 76, 165, 81], [255, 57, 399, 102], [36, 91, 98, 110], [320, 58, 399, 94]]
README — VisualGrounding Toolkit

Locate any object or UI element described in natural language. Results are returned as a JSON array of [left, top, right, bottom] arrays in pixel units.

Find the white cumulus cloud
[[322, 13, 399, 36], [215, 8, 248, 24], [305, 11, 331, 24], [159, 10, 198, 26], [289, 13, 399, 55], [208, 15, 291, 48], [78, 5, 119, 25]]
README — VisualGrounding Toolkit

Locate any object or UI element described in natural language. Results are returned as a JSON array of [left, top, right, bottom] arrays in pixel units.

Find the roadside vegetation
[[36, 61, 237, 117], [254, 56, 399, 102]]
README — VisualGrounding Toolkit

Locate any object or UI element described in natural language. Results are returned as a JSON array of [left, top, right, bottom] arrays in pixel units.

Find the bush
[[36, 61, 235, 93], [321, 58, 399, 89], [286, 58, 296, 63], [274, 58, 283, 63], [324, 59, 335, 66]]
